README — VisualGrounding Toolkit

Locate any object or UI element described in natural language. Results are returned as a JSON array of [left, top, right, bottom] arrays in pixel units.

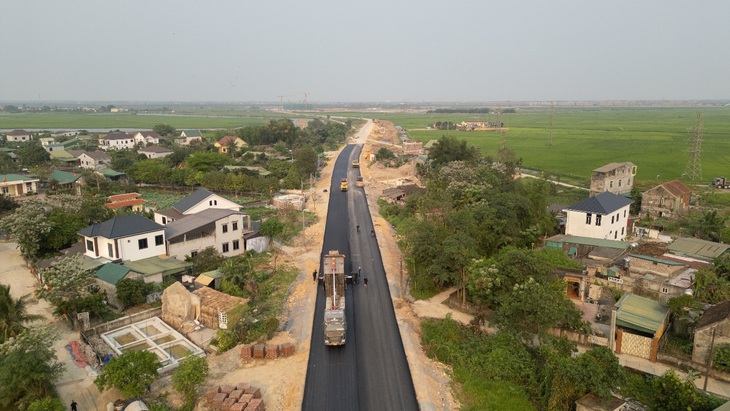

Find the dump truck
[[356, 176, 364, 187], [322, 250, 346, 346], [340, 178, 348, 192], [713, 177, 730, 189], [352, 160, 360, 168]]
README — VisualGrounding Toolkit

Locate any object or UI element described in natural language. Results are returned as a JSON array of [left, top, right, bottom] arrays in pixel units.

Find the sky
[[1, 1, 729, 103]]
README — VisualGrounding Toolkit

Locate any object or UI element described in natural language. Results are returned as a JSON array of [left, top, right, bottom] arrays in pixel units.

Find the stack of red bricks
[[207, 383, 265, 411], [240, 342, 295, 362]]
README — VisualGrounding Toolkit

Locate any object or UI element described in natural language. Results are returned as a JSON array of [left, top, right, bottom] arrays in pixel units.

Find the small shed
[[612, 293, 669, 362], [692, 301, 730, 365], [192, 286, 247, 329], [195, 269, 223, 290]]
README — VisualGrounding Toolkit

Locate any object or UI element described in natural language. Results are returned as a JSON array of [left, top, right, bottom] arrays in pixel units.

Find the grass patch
[[460, 379, 535, 411]]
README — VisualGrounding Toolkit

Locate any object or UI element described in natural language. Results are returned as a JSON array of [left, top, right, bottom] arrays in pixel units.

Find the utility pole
[[547, 102, 554, 146], [704, 328, 717, 391]]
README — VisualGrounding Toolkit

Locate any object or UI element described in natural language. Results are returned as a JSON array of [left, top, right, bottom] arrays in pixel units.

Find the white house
[[78, 214, 167, 262], [154, 188, 240, 225], [564, 192, 633, 241], [165, 209, 253, 260], [5, 130, 32, 142], [133, 131, 161, 145], [139, 146, 174, 159], [0, 174, 39, 196], [99, 132, 135, 150], [77, 150, 112, 170]]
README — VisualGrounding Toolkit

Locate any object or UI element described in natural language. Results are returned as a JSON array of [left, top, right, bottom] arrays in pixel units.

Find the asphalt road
[[302, 144, 418, 411]]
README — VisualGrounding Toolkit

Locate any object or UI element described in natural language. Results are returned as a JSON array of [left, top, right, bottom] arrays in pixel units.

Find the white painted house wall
[[565, 205, 631, 240], [184, 195, 240, 215], [83, 229, 166, 262], [167, 215, 247, 260]]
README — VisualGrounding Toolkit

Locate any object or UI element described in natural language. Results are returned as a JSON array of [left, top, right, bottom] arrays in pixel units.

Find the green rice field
[[366, 107, 730, 184]]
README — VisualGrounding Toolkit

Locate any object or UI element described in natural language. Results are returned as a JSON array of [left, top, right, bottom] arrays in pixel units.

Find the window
[[596, 215, 602, 226], [155, 235, 164, 246], [1, 187, 7, 194], [86, 240, 94, 251], [25, 183, 33, 192], [162, 217, 167, 224], [108, 244, 114, 257], [222, 224, 228, 233], [190, 250, 198, 258], [586, 213, 592, 224], [661, 287, 669, 294], [616, 213, 619, 221], [624, 210, 626, 218], [618, 180, 622, 187], [659, 198, 665, 206], [610, 181, 613, 188], [614, 231, 618, 239], [611, 216, 614, 224], [233, 240, 240, 250], [232, 222, 238, 231], [138, 238, 148, 250], [222, 243, 229, 253], [621, 227, 624, 235]]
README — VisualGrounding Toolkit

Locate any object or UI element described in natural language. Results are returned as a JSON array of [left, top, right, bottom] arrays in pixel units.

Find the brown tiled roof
[[7, 129, 31, 136], [103, 132, 132, 140], [216, 136, 239, 145], [193, 286, 247, 312], [106, 199, 147, 209], [661, 180, 692, 197], [697, 301, 730, 330], [85, 150, 111, 161]]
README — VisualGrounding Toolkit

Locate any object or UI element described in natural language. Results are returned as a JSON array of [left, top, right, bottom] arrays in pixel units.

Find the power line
[[683, 111, 703, 181]]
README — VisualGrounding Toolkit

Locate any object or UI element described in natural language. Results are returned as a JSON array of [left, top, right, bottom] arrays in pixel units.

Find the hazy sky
[[1, 1, 729, 103]]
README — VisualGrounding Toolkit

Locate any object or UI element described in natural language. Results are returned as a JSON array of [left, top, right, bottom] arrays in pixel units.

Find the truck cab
[[340, 178, 348, 192], [352, 160, 360, 168], [324, 308, 346, 345]]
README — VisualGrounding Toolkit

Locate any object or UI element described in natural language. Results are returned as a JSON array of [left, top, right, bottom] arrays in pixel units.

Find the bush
[[116, 278, 154, 308], [714, 343, 730, 372]]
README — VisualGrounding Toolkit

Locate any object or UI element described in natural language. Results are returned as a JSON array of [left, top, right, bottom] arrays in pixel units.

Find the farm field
[[0, 112, 276, 130], [342, 107, 730, 185]]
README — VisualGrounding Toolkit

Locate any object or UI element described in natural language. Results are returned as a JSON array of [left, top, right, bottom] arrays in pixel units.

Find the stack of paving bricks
[[240, 342, 295, 361], [207, 383, 265, 411]]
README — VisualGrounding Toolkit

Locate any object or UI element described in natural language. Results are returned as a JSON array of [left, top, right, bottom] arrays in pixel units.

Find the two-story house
[[78, 214, 166, 262], [564, 192, 633, 240], [5, 129, 32, 142], [76, 150, 112, 170], [177, 130, 203, 146], [640, 180, 691, 219], [133, 131, 161, 145], [154, 188, 240, 225], [214, 136, 247, 155], [99, 132, 136, 150], [589, 162, 637, 197], [139, 146, 174, 159], [165, 209, 253, 260]]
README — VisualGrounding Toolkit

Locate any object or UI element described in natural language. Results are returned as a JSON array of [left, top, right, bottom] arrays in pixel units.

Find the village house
[[161, 281, 247, 330], [164, 208, 253, 260], [99, 132, 136, 150], [139, 145, 174, 159], [692, 301, 730, 366], [39, 137, 55, 147], [78, 214, 166, 262], [177, 129, 204, 145], [611, 293, 669, 362], [402, 141, 423, 155], [76, 150, 112, 170], [564, 192, 633, 241], [48, 170, 83, 194], [154, 188, 241, 225], [641, 180, 692, 219], [214, 135, 247, 154], [0, 174, 39, 197], [5, 129, 32, 142], [589, 162, 636, 197], [133, 131, 161, 145], [106, 192, 147, 213]]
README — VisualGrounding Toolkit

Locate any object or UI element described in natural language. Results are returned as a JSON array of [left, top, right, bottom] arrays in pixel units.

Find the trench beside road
[[302, 144, 418, 410]]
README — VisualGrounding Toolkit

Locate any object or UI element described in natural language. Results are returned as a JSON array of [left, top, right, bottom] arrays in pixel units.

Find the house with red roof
[[214, 136, 247, 155]]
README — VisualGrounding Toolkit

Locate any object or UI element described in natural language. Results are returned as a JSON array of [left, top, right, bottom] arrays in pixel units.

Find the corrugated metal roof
[[165, 209, 242, 240], [123, 256, 190, 277], [628, 254, 686, 266], [96, 263, 133, 285], [545, 234, 631, 249], [78, 214, 164, 239], [172, 188, 214, 213], [565, 191, 633, 214], [616, 293, 668, 335], [668, 237, 730, 261]]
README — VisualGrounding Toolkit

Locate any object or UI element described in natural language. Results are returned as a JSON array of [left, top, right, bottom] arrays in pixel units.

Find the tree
[[188, 247, 226, 274], [27, 397, 66, 411], [116, 279, 154, 309], [15, 142, 50, 167], [0, 326, 65, 410], [259, 217, 285, 244], [0, 284, 43, 343], [172, 355, 209, 405], [294, 147, 317, 176], [95, 350, 160, 399], [152, 123, 176, 137], [375, 147, 395, 161], [650, 370, 721, 411], [36, 254, 97, 318], [0, 199, 53, 262], [427, 135, 480, 168]]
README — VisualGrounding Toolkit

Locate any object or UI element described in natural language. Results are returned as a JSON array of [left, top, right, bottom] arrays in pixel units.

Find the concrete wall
[[693, 321, 730, 364]]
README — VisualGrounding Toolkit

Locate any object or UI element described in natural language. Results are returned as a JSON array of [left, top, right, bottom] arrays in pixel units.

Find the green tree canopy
[[95, 350, 160, 399], [427, 135, 480, 168], [172, 355, 210, 405], [0, 284, 43, 343]]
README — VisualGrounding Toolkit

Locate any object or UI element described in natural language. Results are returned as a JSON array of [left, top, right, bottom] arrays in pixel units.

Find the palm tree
[[0, 284, 43, 343]]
